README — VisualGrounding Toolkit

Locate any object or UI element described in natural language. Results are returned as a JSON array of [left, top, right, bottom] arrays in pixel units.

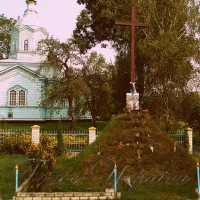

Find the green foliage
[[0, 121, 108, 131], [39, 38, 89, 131], [0, 154, 28, 200], [0, 117, 198, 199], [110, 53, 131, 112], [26, 136, 56, 171], [0, 14, 17, 59], [119, 184, 198, 200], [42, 112, 196, 193], [55, 120, 64, 155], [193, 131, 200, 146], [26, 134, 56, 191], [1, 154, 197, 199], [74, 0, 200, 127], [81, 52, 114, 125], [0, 133, 31, 154], [183, 92, 200, 131]]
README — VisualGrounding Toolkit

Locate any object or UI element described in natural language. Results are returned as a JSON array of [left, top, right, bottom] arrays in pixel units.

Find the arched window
[[24, 39, 28, 51], [61, 99, 66, 107], [8, 88, 26, 106], [9, 90, 16, 106], [19, 90, 25, 106], [13, 40, 16, 52]]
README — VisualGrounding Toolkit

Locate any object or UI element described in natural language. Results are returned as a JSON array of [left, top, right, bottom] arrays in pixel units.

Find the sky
[[0, 0, 116, 63]]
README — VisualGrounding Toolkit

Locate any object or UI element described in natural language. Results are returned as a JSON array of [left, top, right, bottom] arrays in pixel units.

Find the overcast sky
[[0, 0, 115, 62]]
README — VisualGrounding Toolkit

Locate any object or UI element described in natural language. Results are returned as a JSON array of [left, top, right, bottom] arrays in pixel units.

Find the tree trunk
[[92, 114, 96, 127], [67, 97, 77, 131]]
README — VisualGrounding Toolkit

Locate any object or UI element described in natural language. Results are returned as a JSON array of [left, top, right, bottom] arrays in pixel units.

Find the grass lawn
[[0, 121, 109, 131], [0, 152, 199, 200], [0, 154, 28, 200], [0, 153, 198, 200], [0, 117, 199, 200], [0, 121, 108, 131]]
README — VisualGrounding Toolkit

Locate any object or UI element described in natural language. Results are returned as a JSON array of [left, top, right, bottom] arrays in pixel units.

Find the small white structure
[[31, 125, 40, 144], [126, 93, 139, 110], [89, 127, 96, 144], [186, 127, 193, 154]]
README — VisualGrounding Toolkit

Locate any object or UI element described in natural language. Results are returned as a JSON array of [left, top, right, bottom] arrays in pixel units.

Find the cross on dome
[[15, 0, 41, 27], [24, 0, 37, 16], [26, 0, 37, 5]]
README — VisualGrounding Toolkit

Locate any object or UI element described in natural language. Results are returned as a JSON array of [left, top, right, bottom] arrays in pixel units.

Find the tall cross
[[115, 7, 150, 86]]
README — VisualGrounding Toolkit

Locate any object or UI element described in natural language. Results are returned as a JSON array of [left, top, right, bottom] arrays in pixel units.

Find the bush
[[26, 134, 56, 191], [0, 133, 31, 154]]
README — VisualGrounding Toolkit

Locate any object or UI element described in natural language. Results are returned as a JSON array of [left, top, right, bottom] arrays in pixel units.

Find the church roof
[[0, 64, 46, 80], [0, 59, 42, 64], [15, 0, 44, 29]]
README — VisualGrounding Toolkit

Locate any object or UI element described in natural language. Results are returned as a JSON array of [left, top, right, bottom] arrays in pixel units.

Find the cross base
[[126, 93, 139, 110]]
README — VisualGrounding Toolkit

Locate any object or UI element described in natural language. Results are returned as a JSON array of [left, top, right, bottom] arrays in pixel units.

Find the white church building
[[0, 0, 83, 121]]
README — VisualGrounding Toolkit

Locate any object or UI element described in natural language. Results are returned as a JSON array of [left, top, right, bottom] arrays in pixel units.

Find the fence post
[[197, 162, 200, 192], [31, 125, 40, 144], [15, 165, 18, 193], [186, 127, 193, 154], [114, 164, 117, 194], [88, 127, 96, 144]]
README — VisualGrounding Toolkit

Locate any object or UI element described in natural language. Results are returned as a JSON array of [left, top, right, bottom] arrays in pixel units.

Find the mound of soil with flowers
[[44, 112, 196, 191]]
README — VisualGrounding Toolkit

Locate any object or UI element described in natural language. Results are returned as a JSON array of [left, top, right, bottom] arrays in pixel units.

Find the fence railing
[[41, 130, 90, 152], [0, 129, 98, 152], [193, 145, 200, 153], [168, 131, 185, 147], [0, 129, 31, 134], [0, 129, 31, 144]]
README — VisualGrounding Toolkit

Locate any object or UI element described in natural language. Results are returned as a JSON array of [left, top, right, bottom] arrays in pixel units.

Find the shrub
[[0, 133, 31, 154], [26, 134, 56, 191]]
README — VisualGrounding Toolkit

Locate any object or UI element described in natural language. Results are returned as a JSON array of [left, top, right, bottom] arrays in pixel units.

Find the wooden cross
[[115, 7, 150, 86]]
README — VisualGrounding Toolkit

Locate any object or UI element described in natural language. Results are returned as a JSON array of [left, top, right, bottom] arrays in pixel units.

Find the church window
[[13, 40, 16, 52], [24, 39, 29, 51], [9, 88, 26, 106], [19, 90, 26, 106], [9, 90, 16, 106], [61, 99, 66, 107]]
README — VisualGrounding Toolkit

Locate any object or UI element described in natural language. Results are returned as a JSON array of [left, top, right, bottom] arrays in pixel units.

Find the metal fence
[[0, 129, 98, 152], [0, 129, 31, 144], [168, 131, 185, 147], [41, 130, 90, 152]]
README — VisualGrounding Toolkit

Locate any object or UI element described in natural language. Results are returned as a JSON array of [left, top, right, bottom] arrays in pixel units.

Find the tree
[[56, 120, 64, 155], [0, 14, 17, 59], [81, 51, 113, 126], [182, 92, 200, 131], [38, 38, 88, 131], [74, 0, 200, 127]]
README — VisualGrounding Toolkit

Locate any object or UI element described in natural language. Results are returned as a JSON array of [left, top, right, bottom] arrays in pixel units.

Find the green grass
[[0, 153, 198, 200], [0, 154, 28, 200], [0, 121, 109, 131], [119, 184, 198, 200], [0, 117, 199, 200]]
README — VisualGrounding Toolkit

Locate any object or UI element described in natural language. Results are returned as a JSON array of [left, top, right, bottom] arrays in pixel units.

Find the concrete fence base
[[13, 189, 121, 200]]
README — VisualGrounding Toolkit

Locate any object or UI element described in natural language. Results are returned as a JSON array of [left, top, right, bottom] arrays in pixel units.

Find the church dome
[[15, 0, 43, 28], [8, 0, 48, 61]]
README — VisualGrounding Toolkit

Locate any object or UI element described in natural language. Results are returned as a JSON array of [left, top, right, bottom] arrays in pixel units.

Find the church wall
[[10, 29, 20, 59], [33, 31, 46, 49], [43, 108, 69, 120], [0, 74, 42, 119], [0, 107, 41, 119]]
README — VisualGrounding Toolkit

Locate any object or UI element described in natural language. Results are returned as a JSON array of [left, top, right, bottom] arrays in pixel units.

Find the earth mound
[[47, 112, 196, 191]]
